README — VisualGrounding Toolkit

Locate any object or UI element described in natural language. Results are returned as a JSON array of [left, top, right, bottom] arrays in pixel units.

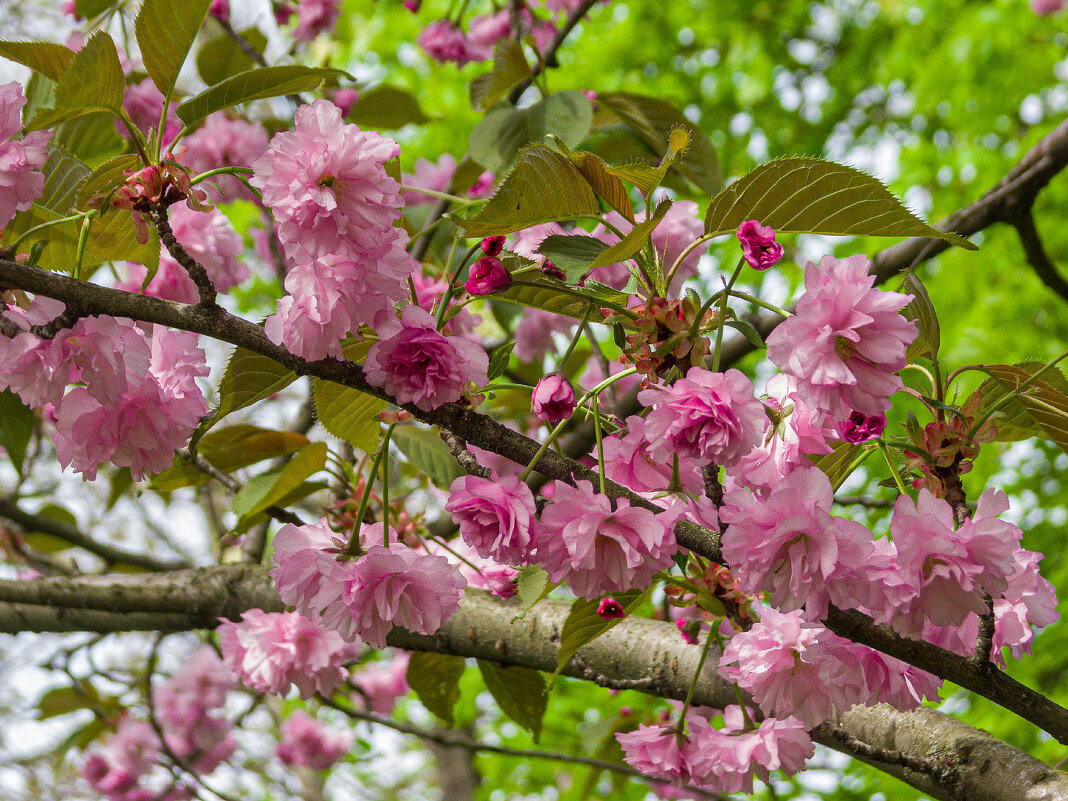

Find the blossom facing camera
[[736, 220, 784, 270], [532, 372, 577, 423], [464, 256, 511, 295], [836, 410, 887, 443], [597, 598, 626, 619]]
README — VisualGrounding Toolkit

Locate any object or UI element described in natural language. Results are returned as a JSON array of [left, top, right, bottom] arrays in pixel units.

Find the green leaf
[[493, 279, 601, 322], [0, 41, 75, 83], [40, 146, 90, 213], [564, 148, 635, 222], [808, 441, 868, 490], [346, 85, 431, 129], [555, 590, 647, 677], [1, 204, 80, 273], [314, 379, 386, 455], [407, 652, 465, 727], [136, 0, 212, 99], [536, 234, 611, 283], [469, 38, 530, 112], [52, 112, 125, 165], [590, 198, 672, 269], [198, 425, 311, 472], [213, 347, 299, 424], [22, 504, 79, 555], [468, 91, 593, 175], [979, 363, 1068, 454], [0, 390, 35, 477], [148, 459, 208, 492], [231, 441, 328, 520], [76, 0, 117, 17], [458, 145, 599, 237], [176, 66, 348, 126], [477, 661, 548, 741], [54, 32, 124, 113], [487, 341, 516, 381], [724, 319, 765, 349], [902, 271, 940, 361], [37, 683, 101, 719], [515, 564, 551, 611], [106, 467, 134, 510], [196, 29, 267, 87], [391, 425, 465, 490], [596, 92, 722, 195], [702, 157, 976, 249]]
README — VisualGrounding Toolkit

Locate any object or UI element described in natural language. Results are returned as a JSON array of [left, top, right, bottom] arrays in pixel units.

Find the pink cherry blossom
[[83, 717, 161, 798], [250, 99, 405, 265], [0, 81, 52, 228], [218, 609, 350, 699], [436, 537, 520, 598], [411, 270, 481, 339], [446, 474, 537, 564], [293, 0, 341, 40], [402, 153, 456, 204], [638, 367, 764, 468], [465, 255, 511, 294], [736, 220, 784, 271], [597, 598, 626, 619], [531, 372, 576, 423], [765, 254, 917, 425], [994, 548, 1059, 660], [687, 712, 813, 793], [836, 409, 887, 443], [364, 305, 489, 411], [467, 9, 513, 46], [0, 296, 73, 408], [513, 307, 575, 362], [720, 466, 875, 618], [616, 724, 692, 784], [182, 114, 269, 202], [534, 480, 676, 598], [352, 652, 410, 714], [820, 635, 942, 712], [118, 79, 181, 148], [417, 20, 491, 65], [603, 415, 704, 495], [1032, 0, 1066, 13], [270, 517, 347, 611], [276, 711, 354, 770]]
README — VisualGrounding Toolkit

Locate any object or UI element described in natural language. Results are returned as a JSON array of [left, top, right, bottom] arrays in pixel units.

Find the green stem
[[380, 424, 396, 541], [345, 425, 394, 556], [190, 166, 255, 186], [485, 382, 535, 395], [435, 241, 482, 330], [73, 210, 98, 281], [593, 395, 607, 496], [664, 233, 715, 289], [726, 290, 792, 317], [557, 303, 595, 368], [833, 446, 876, 492], [678, 623, 716, 725], [878, 441, 909, 497], [400, 184, 472, 204], [4, 212, 89, 254], [711, 258, 746, 372]]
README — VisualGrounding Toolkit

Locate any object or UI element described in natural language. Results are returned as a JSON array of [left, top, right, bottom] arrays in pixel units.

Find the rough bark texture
[[0, 566, 1064, 801]]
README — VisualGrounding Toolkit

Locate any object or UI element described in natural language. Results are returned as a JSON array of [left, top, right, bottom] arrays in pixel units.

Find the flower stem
[[878, 440, 909, 497], [678, 622, 716, 725], [711, 258, 746, 372], [346, 424, 396, 556]]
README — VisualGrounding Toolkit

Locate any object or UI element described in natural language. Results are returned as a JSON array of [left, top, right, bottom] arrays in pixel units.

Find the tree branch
[[1011, 208, 1068, 304]]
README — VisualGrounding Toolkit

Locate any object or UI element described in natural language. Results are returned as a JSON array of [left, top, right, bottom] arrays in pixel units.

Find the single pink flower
[[736, 220, 784, 271], [465, 255, 511, 295], [217, 609, 350, 699], [765, 254, 917, 425], [616, 725, 692, 784], [531, 372, 576, 423], [835, 409, 887, 443], [352, 652, 410, 714], [276, 711, 354, 770], [364, 305, 489, 411], [445, 474, 537, 564], [534, 480, 676, 598], [1032, 0, 1066, 13], [209, 0, 230, 20], [597, 598, 626, 619], [0, 81, 52, 228], [293, 0, 340, 40], [638, 367, 765, 468], [481, 235, 506, 256], [417, 20, 491, 65]]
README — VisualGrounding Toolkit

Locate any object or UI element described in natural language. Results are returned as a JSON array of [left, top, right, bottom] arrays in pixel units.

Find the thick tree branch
[[0, 497, 188, 572], [0, 567, 1064, 801], [1011, 208, 1068, 304]]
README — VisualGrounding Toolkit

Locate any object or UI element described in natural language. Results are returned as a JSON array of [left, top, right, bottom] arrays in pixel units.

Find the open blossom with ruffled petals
[[352, 652, 409, 714], [417, 20, 491, 65], [465, 255, 510, 294], [270, 517, 347, 611], [736, 220, 784, 271], [0, 81, 52, 228], [446, 474, 537, 564], [687, 711, 813, 793], [995, 548, 1059, 660], [277, 711, 354, 770], [51, 326, 208, 480], [535, 480, 676, 598], [889, 489, 1020, 635], [293, 0, 340, 40], [727, 375, 833, 493], [603, 415, 704, 495], [532, 372, 576, 423], [0, 297, 73, 408], [617, 725, 692, 784], [819, 635, 941, 712], [639, 367, 764, 468], [718, 608, 848, 727], [218, 609, 349, 699], [250, 99, 404, 265], [365, 305, 489, 411], [766, 254, 916, 425], [182, 114, 269, 202], [721, 466, 875, 618], [326, 543, 467, 647]]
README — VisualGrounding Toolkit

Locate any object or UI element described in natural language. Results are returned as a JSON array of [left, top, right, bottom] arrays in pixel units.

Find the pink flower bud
[[209, 0, 230, 20], [532, 372, 576, 423], [541, 258, 566, 281], [464, 256, 511, 295], [597, 597, 626, 619], [835, 410, 887, 443], [736, 219, 784, 270], [481, 235, 506, 256], [677, 618, 700, 644], [1032, 0, 1066, 13], [332, 88, 359, 116], [404, 0, 421, 10]]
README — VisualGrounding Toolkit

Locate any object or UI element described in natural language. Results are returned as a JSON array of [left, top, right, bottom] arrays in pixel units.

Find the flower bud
[[736, 219, 784, 270], [532, 372, 576, 423]]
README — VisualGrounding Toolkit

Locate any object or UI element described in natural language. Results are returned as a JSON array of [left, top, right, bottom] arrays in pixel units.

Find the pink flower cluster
[[276, 711, 354, 770], [293, 0, 341, 41], [638, 367, 765, 468], [119, 202, 248, 304], [616, 707, 813, 792], [446, 474, 537, 564], [535, 480, 676, 598], [766, 254, 916, 426], [218, 609, 351, 698], [251, 100, 414, 360], [0, 302, 208, 480], [0, 81, 51, 228], [270, 517, 467, 648], [82, 717, 164, 801]]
